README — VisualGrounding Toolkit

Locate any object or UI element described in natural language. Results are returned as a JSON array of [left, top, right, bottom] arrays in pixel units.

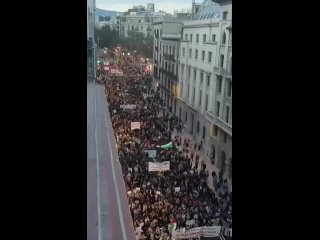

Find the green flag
[[160, 142, 173, 150]]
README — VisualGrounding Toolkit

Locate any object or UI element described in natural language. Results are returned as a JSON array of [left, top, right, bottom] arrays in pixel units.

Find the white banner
[[120, 105, 136, 109], [148, 161, 170, 172], [116, 70, 123, 76], [144, 150, 157, 158], [131, 122, 140, 130], [172, 226, 221, 239]]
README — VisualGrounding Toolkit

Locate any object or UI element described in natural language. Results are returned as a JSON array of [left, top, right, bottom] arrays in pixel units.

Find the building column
[[225, 160, 231, 179]]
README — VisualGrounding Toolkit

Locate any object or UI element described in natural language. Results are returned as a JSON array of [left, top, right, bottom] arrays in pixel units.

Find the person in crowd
[[99, 57, 232, 240]]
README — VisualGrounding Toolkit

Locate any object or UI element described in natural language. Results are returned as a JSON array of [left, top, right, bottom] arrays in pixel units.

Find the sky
[[96, 0, 196, 14]]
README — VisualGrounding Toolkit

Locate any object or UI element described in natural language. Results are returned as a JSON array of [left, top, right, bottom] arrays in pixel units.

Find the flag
[[168, 218, 177, 233], [160, 142, 173, 150]]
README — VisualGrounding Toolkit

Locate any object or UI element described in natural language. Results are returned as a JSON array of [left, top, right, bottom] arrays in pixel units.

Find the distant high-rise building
[[147, 3, 155, 12]]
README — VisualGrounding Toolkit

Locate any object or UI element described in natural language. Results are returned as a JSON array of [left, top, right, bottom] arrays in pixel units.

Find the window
[[203, 34, 206, 43], [122, 26, 124, 30], [171, 64, 174, 73], [128, 26, 130, 30], [192, 87, 195, 103], [160, 30, 162, 36], [202, 50, 205, 61], [195, 49, 198, 59], [208, 52, 212, 62], [227, 81, 232, 97], [196, 34, 199, 43], [137, 26, 139, 30], [205, 94, 208, 111], [226, 106, 230, 123], [217, 76, 222, 93], [189, 48, 192, 58], [222, 31, 226, 44], [216, 101, 220, 117], [212, 34, 216, 42], [190, 34, 193, 42], [185, 34, 188, 40], [177, 47, 180, 58], [187, 84, 190, 98], [223, 11, 228, 20], [200, 72, 203, 83], [220, 54, 224, 67], [141, 26, 143, 30], [173, 46, 175, 56], [223, 132, 227, 143], [199, 90, 202, 107], [202, 126, 206, 139], [194, 70, 197, 81], [169, 46, 172, 54], [197, 121, 200, 133], [132, 26, 134, 30], [182, 47, 185, 57], [213, 124, 218, 136], [207, 75, 210, 87], [188, 68, 191, 78], [185, 111, 188, 122]]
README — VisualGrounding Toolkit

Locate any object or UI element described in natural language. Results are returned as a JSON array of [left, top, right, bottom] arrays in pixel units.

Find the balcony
[[206, 112, 232, 136], [223, 68, 232, 79], [163, 53, 176, 62], [213, 66, 223, 76]]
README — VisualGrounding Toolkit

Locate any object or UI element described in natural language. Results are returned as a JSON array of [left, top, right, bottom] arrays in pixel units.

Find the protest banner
[[175, 187, 180, 192], [120, 105, 136, 110], [131, 122, 140, 130], [172, 226, 221, 239], [143, 150, 157, 158], [148, 161, 170, 172]]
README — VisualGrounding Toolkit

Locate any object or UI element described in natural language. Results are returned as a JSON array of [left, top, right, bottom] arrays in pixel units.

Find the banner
[[116, 70, 123, 76], [148, 161, 170, 172], [144, 150, 157, 158], [160, 142, 173, 150], [131, 122, 140, 130], [120, 104, 136, 109], [172, 226, 221, 239]]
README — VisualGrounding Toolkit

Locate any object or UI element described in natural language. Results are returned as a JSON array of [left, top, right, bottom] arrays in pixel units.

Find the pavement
[[87, 81, 135, 240], [171, 127, 221, 192]]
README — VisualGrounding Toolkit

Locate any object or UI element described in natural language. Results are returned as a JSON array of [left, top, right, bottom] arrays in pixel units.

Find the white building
[[153, 19, 183, 112], [147, 3, 155, 12], [116, 5, 172, 38], [178, 0, 232, 179], [151, 1, 232, 180]]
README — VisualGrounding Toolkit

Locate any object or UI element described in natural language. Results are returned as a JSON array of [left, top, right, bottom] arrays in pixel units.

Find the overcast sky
[[96, 0, 195, 14]]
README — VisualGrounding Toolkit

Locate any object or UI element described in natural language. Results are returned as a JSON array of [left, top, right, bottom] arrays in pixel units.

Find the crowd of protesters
[[96, 59, 232, 240]]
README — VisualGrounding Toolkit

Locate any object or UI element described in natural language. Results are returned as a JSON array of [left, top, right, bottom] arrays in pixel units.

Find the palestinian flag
[[168, 218, 177, 233], [160, 142, 173, 150]]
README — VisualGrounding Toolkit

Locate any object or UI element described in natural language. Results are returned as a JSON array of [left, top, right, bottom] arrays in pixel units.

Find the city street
[[87, 81, 135, 240]]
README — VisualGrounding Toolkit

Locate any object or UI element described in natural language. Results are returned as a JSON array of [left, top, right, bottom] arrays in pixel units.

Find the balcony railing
[[206, 111, 232, 136], [213, 66, 223, 76], [163, 53, 176, 62]]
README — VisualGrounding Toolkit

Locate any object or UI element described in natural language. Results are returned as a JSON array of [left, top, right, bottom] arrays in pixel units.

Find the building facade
[[116, 5, 171, 38], [151, 0, 232, 180], [153, 19, 183, 114]]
